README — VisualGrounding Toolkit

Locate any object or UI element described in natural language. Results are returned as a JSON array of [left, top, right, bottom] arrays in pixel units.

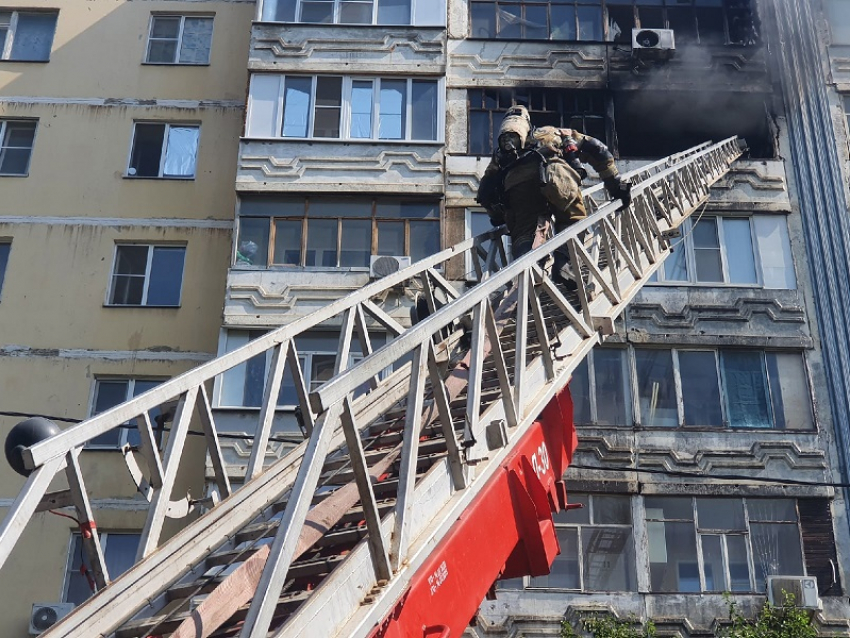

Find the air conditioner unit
[[369, 255, 411, 278], [632, 28, 676, 59], [29, 603, 74, 635], [766, 575, 820, 609]]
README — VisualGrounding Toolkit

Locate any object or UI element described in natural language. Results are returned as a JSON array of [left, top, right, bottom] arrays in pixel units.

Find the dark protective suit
[[477, 108, 629, 281]]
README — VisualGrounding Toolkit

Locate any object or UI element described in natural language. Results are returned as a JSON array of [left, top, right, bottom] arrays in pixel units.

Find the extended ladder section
[[0, 138, 742, 638]]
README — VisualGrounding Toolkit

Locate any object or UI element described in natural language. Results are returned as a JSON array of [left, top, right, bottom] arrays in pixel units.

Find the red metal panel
[[369, 387, 577, 638]]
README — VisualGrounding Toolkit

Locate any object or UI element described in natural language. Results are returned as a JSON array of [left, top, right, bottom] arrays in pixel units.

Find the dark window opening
[[614, 91, 773, 158], [468, 88, 607, 156]]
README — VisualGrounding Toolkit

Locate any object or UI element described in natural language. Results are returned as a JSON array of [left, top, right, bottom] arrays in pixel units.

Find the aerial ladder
[[0, 138, 743, 638]]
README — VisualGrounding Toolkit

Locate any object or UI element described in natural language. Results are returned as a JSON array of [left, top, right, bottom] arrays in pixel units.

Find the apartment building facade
[[0, 1, 253, 634], [217, 0, 850, 634]]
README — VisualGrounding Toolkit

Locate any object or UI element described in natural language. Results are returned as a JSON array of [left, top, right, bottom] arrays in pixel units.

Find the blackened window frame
[[467, 87, 610, 156]]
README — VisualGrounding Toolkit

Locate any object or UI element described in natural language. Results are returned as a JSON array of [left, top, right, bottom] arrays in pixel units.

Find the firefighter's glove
[[488, 209, 506, 226], [604, 177, 632, 209]]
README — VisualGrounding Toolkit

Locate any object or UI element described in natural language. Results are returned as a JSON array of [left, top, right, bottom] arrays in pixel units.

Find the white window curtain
[[163, 127, 199, 177]]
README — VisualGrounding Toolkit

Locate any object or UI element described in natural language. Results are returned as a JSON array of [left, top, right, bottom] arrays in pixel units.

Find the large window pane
[[571, 359, 591, 425], [701, 534, 724, 591], [339, 219, 371, 267], [408, 221, 439, 262], [377, 220, 404, 255], [411, 81, 438, 141], [179, 17, 213, 64], [498, 4, 522, 39], [594, 349, 630, 426], [727, 535, 752, 592], [379, 80, 407, 139], [576, 5, 603, 40], [129, 124, 165, 177], [0, 243, 10, 298], [748, 499, 797, 522], [377, 0, 411, 24], [664, 233, 689, 281], [306, 218, 338, 267], [350, 81, 374, 138], [11, 13, 57, 61], [301, 0, 335, 22], [340, 0, 374, 23], [582, 527, 636, 591], [313, 77, 342, 138], [471, 2, 496, 37], [282, 77, 312, 137], [550, 5, 576, 40], [238, 218, 270, 266], [634, 349, 677, 426], [594, 496, 631, 524], [678, 350, 723, 427], [751, 523, 804, 588], [530, 528, 579, 588], [829, 0, 850, 44], [721, 350, 771, 428], [766, 353, 814, 430], [693, 218, 723, 282], [697, 498, 745, 530], [90, 382, 129, 447], [524, 5, 548, 39], [146, 247, 185, 306], [647, 521, 698, 592], [163, 126, 199, 177], [273, 219, 303, 265], [724, 218, 757, 284]]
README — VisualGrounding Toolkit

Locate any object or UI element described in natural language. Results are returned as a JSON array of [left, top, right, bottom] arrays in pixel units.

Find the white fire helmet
[[498, 105, 531, 152]]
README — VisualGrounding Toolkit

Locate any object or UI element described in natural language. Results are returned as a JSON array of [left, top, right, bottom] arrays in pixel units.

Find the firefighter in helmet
[[476, 105, 631, 284]]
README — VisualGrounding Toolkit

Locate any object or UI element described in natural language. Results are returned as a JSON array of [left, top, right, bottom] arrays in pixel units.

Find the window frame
[[260, 0, 417, 25], [467, 0, 752, 45], [62, 532, 142, 605], [85, 377, 168, 449], [144, 14, 214, 66], [645, 497, 806, 594], [106, 243, 187, 308], [0, 118, 37, 176], [0, 9, 58, 62], [126, 121, 201, 180], [236, 197, 441, 269], [247, 74, 444, 143], [573, 346, 815, 431], [651, 216, 764, 287]]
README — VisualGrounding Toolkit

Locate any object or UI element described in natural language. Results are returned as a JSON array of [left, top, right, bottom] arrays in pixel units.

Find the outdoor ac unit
[[369, 255, 411, 278], [632, 28, 676, 59], [766, 575, 820, 609], [29, 603, 74, 635]]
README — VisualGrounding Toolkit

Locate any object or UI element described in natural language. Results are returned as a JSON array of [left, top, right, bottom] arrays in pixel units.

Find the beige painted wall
[[0, 0, 254, 101], [0, 103, 244, 219], [0, 222, 231, 349]]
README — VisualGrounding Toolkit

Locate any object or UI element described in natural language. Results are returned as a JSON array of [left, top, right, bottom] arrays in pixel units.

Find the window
[[571, 346, 814, 430], [0, 241, 9, 298], [237, 196, 440, 268], [829, 0, 850, 44], [469, 0, 756, 45], [0, 10, 58, 61], [0, 119, 36, 176], [127, 122, 199, 178], [650, 215, 796, 289], [468, 88, 606, 156], [64, 533, 141, 605], [646, 498, 804, 593], [218, 330, 386, 408], [526, 494, 637, 591], [246, 75, 441, 142], [145, 15, 213, 64], [87, 379, 166, 448], [108, 244, 186, 307], [261, 0, 429, 24]]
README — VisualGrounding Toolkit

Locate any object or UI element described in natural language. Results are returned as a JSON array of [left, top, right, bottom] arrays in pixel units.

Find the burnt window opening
[[468, 87, 608, 156], [799, 499, 842, 596], [614, 91, 774, 159], [468, 0, 759, 46]]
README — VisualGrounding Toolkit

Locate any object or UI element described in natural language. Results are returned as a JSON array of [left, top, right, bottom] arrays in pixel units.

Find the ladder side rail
[[312, 136, 741, 414], [21, 232, 498, 472]]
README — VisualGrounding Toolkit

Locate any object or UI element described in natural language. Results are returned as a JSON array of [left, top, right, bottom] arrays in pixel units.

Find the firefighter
[[476, 105, 631, 284]]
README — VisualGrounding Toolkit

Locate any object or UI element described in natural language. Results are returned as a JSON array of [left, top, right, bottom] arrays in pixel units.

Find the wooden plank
[[169, 445, 401, 638], [361, 299, 405, 337], [65, 449, 110, 589], [137, 386, 199, 560], [334, 308, 356, 376], [463, 301, 486, 445], [425, 341, 465, 490], [238, 404, 342, 638], [198, 385, 231, 499], [287, 341, 315, 437], [482, 301, 518, 428], [514, 269, 529, 421], [528, 283, 555, 381], [135, 412, 164, 490]]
